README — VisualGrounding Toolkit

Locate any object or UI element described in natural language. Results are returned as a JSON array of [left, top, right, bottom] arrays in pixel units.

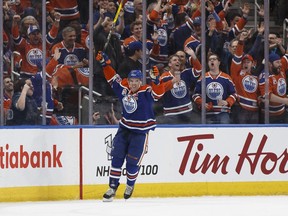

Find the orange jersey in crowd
[[230, 41, 259, 112], [258, 54, 288, 116], [46, 0, 80, 20], [46, 58, 89, 88], [12, 24, 59, 76]]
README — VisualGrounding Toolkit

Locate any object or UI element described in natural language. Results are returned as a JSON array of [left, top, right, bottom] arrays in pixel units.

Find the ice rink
[[0, 196, 287, 216]]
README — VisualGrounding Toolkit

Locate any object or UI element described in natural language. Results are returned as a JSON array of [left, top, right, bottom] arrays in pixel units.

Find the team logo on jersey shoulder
[[64, 54, 79, 66], [27, 48, 43, 66], [122, 95, 137, 113], [277, 78, 286, 96], [171, 80, 187, 98], [242, 75, 258, 93], [78, 68, 89, 77], [206, 82, 224, 100]]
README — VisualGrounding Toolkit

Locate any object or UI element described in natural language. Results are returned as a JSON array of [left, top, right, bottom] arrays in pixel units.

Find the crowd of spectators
[[1, 0, 288, 125]]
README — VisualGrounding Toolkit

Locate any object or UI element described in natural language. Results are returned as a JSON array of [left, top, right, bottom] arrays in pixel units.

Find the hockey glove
[[96, 51, 111, 67], [150, 65, 160, 85]]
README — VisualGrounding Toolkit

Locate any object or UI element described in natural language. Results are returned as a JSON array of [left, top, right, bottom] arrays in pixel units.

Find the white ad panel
[[0, 128, 80, 188], [83, 126, 288, 185]]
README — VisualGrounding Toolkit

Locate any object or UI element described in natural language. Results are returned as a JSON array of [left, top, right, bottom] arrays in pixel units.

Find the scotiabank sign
[[0, 144, 63, 169], [0, 128, 79, 187]]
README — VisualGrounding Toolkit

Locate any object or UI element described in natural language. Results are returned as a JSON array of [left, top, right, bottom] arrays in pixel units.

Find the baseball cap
[[193, 16, 201, 26], [269, 53, 280, 63], [128, 70, 143, 80], [128, 41, 142, 51], [242, 54, 254, 62], [27, 25, 40, 35]]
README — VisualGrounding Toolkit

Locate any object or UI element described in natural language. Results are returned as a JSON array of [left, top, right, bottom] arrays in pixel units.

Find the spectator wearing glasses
[[192, 53, 237, 124]]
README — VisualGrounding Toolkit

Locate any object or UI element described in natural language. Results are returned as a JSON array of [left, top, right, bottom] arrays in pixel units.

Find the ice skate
[[124, 185, 134, 200], [103, 187, 117, 202]]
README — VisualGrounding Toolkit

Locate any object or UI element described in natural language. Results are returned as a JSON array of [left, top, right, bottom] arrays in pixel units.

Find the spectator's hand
[[217, 100, 228, 106], [206, 0, 214, 13], [96, 51, 111, 67], [92, 112, 100, 124], [53, 48, 61, 61], [82, 58, 89, 66], [22, 83, 31, 93], [184, 46, 196, 60], [150, 65, 160, 84], [54, 12, 61, 22], [99, 9, 106, 19], [119, 8, 124, 18], [223, 0, 231, 13], [56, 102, 64, 111], [13, 15, 21, 23], [73, 59, 89, 68], [205, 102, 213, 111], [208, 19, 216, 34], [151, 31, 159, 43], [240, 3, 250, 17], [239, 30, 249, 41]]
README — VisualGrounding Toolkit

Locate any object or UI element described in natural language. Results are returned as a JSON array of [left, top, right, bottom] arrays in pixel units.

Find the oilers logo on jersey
[[242, 75, 258, 93], [78, 67, 90, 77], [207, 82, 224, 100], [277, 78, 286, 96], [27, 48, 43, 66], [171, 80, 187, 99], [64, 54, 80, 66], [122, 95, 137, 113]]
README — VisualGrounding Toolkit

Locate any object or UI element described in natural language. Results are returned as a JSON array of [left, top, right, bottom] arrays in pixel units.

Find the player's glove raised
[[150, 65, 160, 85], [96, 51, 111, 67]]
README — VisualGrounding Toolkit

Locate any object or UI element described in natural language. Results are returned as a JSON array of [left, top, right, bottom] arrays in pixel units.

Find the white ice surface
[[0, 196, 287, 216]]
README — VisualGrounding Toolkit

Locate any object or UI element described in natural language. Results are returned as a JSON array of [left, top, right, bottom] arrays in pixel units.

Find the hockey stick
[[103, 0, 125, 51]]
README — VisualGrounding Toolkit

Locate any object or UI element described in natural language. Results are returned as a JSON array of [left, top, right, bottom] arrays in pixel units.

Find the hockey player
[[96, 51, 179, 201]]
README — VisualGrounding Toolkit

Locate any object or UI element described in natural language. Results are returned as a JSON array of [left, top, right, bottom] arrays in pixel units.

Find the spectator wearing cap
[[122, 0, 143, 29], [123, 20, 160, 71], [11, 14, 60, 77], [230, 31, 260, 124], [118, 41, 143, 78], [258, 53, 288, 123]]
